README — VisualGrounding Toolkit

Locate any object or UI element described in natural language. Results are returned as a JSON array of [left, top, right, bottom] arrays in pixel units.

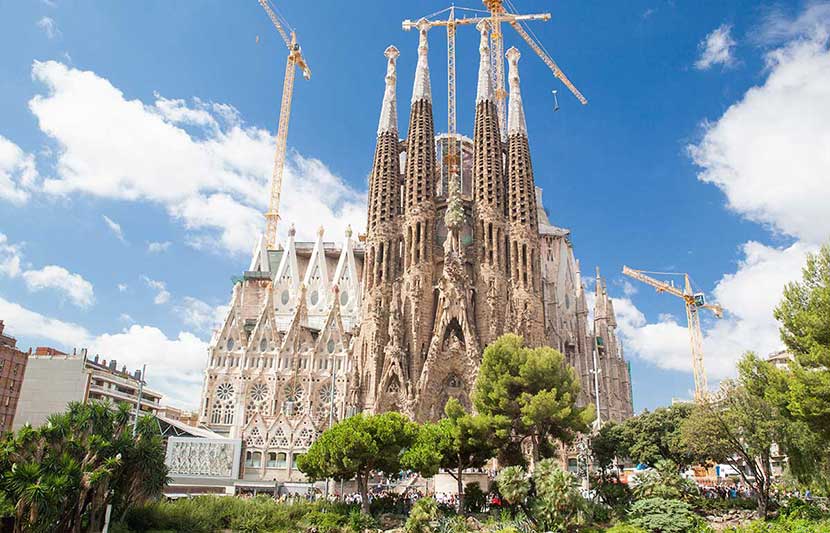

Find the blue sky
[[1, 0, 828, 410]]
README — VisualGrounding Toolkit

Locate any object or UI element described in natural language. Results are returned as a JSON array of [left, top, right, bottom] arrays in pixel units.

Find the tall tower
[[355, 46, 404, 411], [400, 20, 438, 387], [505, 47, 544, 343], [472, 21, 510, 348]]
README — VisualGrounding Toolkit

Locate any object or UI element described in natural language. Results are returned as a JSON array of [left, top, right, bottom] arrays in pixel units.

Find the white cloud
[[28, 61, 366, 255], [0, 296, 207, 409], [178, 297, 228, 332], [755, 1, 830, 45], [36, 16, 60, 39], [117, 283, 128, 292], [142, 275, 170, 305], [147, 241, 171, 253], [22, 265, 95, 308], [689, 35, 830, 243], [695, 24, 737, 70], [1, 233, 95, 308], [0, 135, 38, 204], [119, 313, 133, 323], [0, 296, 90, 348], [620, 13, 830, 390], [0, 233, 23, 277], [102, 215, 126, 243], [615, 241, 815, 380]]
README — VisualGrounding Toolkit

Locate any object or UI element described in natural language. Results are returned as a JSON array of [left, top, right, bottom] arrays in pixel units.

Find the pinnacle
[[506, 46, 527, 136], [377, 45, 399, 136], [411, 18, 431, 104], [476, 21, 493, 103]]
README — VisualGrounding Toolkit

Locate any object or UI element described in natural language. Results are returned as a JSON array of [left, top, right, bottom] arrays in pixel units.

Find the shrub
[[463, 482, 486, 513], [347, 508, 379, 532], [532, 459, 583, 532], [496, 466, 529, 506], [406, 497, 439, 533], [605, 525, 647, 533], [631, 460, 698, 501], [778, 498, 828, 521], [628, 497, 707, 533], [729, 516, 830, 532]]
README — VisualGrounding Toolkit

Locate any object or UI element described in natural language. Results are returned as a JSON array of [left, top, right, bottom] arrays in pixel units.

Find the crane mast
[[258, 0, 311, 250], [622, 266, 724, 402]]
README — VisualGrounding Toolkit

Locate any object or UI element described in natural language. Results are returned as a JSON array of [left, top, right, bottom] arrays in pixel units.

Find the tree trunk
[[528, 435, 540, 473], [357, 473, 370, 515], [456, 464, 465, 514]]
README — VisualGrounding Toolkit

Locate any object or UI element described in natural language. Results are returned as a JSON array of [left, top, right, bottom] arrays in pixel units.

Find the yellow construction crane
[[622, 266, 724, 402], [403, 1, 586, 154], [258, 0, 311, 250]]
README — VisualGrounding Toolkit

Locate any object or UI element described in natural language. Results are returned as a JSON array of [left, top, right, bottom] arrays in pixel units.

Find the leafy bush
[[729, 516, 830, 532], [463, 482, 486, 513], [405, 497, 439, 533], [694, 496, 757, 513], [347, 508, 379, 532], [593, 474, 634, 509], [496, 466, 529, 505], [532, 459, 583, 532], [628, 497, 708, 533], [778, 498, 828, 521]]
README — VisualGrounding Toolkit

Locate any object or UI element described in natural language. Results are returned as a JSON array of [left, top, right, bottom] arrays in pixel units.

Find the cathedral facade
[[198, 25, 632, 483]]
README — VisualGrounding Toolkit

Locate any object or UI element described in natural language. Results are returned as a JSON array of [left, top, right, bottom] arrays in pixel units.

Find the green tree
[[774, 244, 830, 439], [0, 401, 167, 533], [473, 334, 593, 469], [402, 398, 508, 512], [297, 412, 418, 514], [590, 422, 624, 474], [615, 403, 699, 469], [681, 354, 781, 518]]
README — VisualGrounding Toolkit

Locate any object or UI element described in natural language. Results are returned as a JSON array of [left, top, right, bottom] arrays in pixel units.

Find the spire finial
[[317, 225, 325, 238], [378, 46, 399, 135], [476, 20, 493, 103], [288, 223, 296, 237], [345, 225, 353, 238], [411, 19, 432, 104], [506, 46, 527, 136]]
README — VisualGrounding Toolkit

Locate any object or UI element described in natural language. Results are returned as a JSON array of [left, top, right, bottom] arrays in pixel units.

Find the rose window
[[250, 383, 268, 402], [216, 383, 234, 401]]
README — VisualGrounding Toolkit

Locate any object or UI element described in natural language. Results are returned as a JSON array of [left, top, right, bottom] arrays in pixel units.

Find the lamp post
[[324, 353, 337, 499], [132, 364, 147, 438]]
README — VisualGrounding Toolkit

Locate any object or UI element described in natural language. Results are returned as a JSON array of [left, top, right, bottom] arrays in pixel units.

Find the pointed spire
[[506, 47, 527, 136], [411, 19, 432, 104], [377, 46, 399, 136], [476, 21, 493, 103]]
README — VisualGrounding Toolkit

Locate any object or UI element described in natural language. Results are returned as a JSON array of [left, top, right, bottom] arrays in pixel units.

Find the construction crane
[[403, 1, 586, 153], [622, 266, 724, 402], [258, 0, 311, 250]]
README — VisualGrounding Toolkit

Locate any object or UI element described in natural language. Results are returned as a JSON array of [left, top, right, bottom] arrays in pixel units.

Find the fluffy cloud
[[620, 10, 830, 389], [0, 296, 207, 409], [1, 233, 95, 308], [695, 24, 737, 70], [689, 36, 830, 243], [28, 61, 366, 255], [177, 296, 228, 333], [0, 233, 22, 277], [90, 326, 208, 409], [102, 215, 126, 243], [0, 135, 38, 204], [142, 275, 170, 305], [22, 265, 95, 308]]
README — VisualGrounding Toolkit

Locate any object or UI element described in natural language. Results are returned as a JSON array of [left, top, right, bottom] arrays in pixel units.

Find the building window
[[291, 453, 303, 469], [245, 451, 263, 468], [276, 452, 287, 468]]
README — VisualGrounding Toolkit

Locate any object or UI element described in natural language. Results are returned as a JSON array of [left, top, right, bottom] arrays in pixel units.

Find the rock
[[466, 515, 482, 530]]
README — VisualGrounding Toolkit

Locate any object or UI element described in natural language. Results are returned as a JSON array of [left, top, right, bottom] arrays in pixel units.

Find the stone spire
[[506, 47, 527, 136], [411, 19, 431, 104], [377, 46, 399, 136], [475, 21, 493, 103]]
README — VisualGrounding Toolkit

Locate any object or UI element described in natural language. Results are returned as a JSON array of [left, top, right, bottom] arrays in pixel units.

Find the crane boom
[[257, 0, 311, 250], [622, 265, 724, 402], [508, 20, 587, 104]]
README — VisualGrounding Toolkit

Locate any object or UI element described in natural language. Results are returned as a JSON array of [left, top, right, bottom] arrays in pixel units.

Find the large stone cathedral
[[198, 24, 633, 483]]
